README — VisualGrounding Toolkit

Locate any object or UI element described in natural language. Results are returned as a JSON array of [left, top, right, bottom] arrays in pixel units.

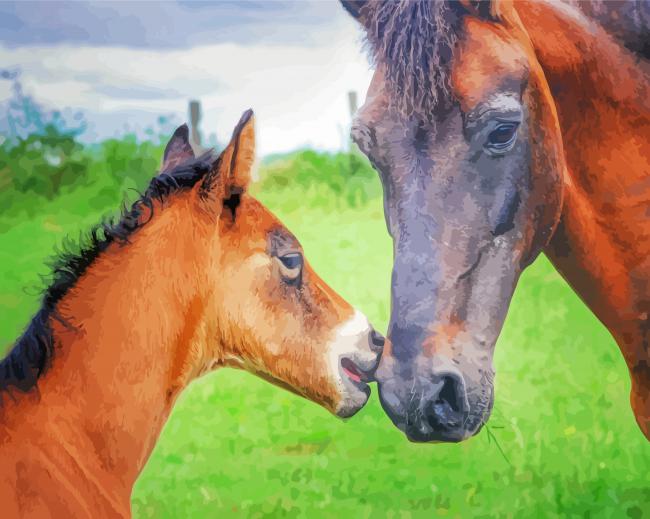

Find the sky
[[0, 0, 373, 156]]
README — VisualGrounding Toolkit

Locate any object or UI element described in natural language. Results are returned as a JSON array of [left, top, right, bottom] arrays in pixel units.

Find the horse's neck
[[517, 1, 650, 434], [4, 200, 212, 509], [517, 1, 649, 322], [519, 0, 650, 194], [517, 0, 650, 200], [570, 0, 650, 58]]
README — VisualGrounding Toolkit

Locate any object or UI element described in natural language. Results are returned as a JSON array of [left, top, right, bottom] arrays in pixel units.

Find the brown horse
[[342, 0, 649, 442], [574, 0, 649, 58], [0, 110, 384, 517]]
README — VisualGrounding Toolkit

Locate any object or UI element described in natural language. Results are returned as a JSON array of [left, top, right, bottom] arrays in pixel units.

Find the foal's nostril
[[369, 329, 385, 351]]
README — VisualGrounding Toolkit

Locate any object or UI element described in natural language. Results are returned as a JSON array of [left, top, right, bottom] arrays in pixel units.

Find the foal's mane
[[360, 0, 463, 117], [0, 152, 215, 400]]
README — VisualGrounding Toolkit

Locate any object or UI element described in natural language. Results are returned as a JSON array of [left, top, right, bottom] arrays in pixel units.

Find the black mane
[[0, 151, 215, 399]]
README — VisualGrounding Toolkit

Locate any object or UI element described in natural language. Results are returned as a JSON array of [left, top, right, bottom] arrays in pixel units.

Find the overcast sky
[[0, 1, 373, 155]]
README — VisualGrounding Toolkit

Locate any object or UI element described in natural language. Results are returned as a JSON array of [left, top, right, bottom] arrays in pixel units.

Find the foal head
[[343, 0, 566, 440], [162, 111, 383, 417]]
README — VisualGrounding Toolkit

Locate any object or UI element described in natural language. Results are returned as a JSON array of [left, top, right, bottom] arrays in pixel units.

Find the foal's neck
[[8, 198, 214, 507]]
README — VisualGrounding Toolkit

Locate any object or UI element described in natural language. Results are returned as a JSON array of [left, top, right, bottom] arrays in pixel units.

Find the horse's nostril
[[438, 375, 463, 413], [431, 400, 460, 428], [426, 374, 466, 430], [370, 329, 385, 350]]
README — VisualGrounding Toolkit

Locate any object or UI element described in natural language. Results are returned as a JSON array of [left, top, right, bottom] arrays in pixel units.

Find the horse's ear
[[199, 109, 255, 217], [457, 0, 501, 21], [162, 124, 194, 172], [340, 1, 371, 27]]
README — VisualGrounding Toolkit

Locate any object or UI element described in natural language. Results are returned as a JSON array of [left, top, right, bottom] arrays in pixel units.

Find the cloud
[[0, 6, 372, 156], [0, 0, 343, 49]]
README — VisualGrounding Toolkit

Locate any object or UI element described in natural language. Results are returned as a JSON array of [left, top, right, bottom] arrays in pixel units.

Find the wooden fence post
[[347, 90, 359, 174], [189, 100, 202, 152], [347, 90, 358, 152]]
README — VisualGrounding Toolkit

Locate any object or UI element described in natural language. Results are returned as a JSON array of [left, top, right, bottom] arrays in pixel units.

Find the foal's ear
[[162, 124, 195, 172], [199, 109, 255, 216], [225, 108, 255, 193]]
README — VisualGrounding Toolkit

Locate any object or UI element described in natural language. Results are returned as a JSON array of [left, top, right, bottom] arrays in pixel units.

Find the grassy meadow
[[0, 130, 648, 518]]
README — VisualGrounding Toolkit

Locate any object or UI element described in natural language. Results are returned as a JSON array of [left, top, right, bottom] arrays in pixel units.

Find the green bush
[[90, 135, 164, 189], [257, 149, 382, 207], [0, 126, 381, 221], [0, 124, 90, 200], [0, 72, 380, 211]]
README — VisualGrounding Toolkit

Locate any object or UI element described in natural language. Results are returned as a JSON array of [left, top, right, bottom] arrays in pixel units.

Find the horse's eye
[[277, 252, 303, 284], [486, 122, 519, 152]]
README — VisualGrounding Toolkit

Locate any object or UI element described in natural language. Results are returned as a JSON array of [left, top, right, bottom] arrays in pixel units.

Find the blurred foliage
[[0, 129, 169, 221], [0, 131, 376, 215], [256, 149, 381, 208], [0, 124, 90, 200], [0, 71, 379, 216]]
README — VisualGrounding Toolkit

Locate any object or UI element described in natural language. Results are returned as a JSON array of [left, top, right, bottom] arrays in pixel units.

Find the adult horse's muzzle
[[375, 341, 494, 443]]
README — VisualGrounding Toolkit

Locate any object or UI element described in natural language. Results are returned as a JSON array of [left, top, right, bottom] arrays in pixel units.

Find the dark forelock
[[361, 0, 461, 118]]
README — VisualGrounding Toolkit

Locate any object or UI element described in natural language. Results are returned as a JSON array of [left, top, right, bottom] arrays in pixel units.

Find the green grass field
[[0, 150, 648, 518]]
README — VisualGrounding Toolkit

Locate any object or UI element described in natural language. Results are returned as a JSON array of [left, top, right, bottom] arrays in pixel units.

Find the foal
[[0, 110, 383, 517]]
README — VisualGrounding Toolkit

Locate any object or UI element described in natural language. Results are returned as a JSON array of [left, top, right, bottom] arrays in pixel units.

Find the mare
[[342, 0, 649, 442], [0, 110, 384, 516], [574, 0, 650, 58]]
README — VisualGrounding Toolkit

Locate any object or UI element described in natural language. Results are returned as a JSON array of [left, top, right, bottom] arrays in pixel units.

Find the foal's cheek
[[215, 255, 279, 340]]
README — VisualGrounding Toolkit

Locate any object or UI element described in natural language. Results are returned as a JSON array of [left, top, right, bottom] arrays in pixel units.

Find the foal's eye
[[277, 252, 303, 284], [486, 122, 519, 153]]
